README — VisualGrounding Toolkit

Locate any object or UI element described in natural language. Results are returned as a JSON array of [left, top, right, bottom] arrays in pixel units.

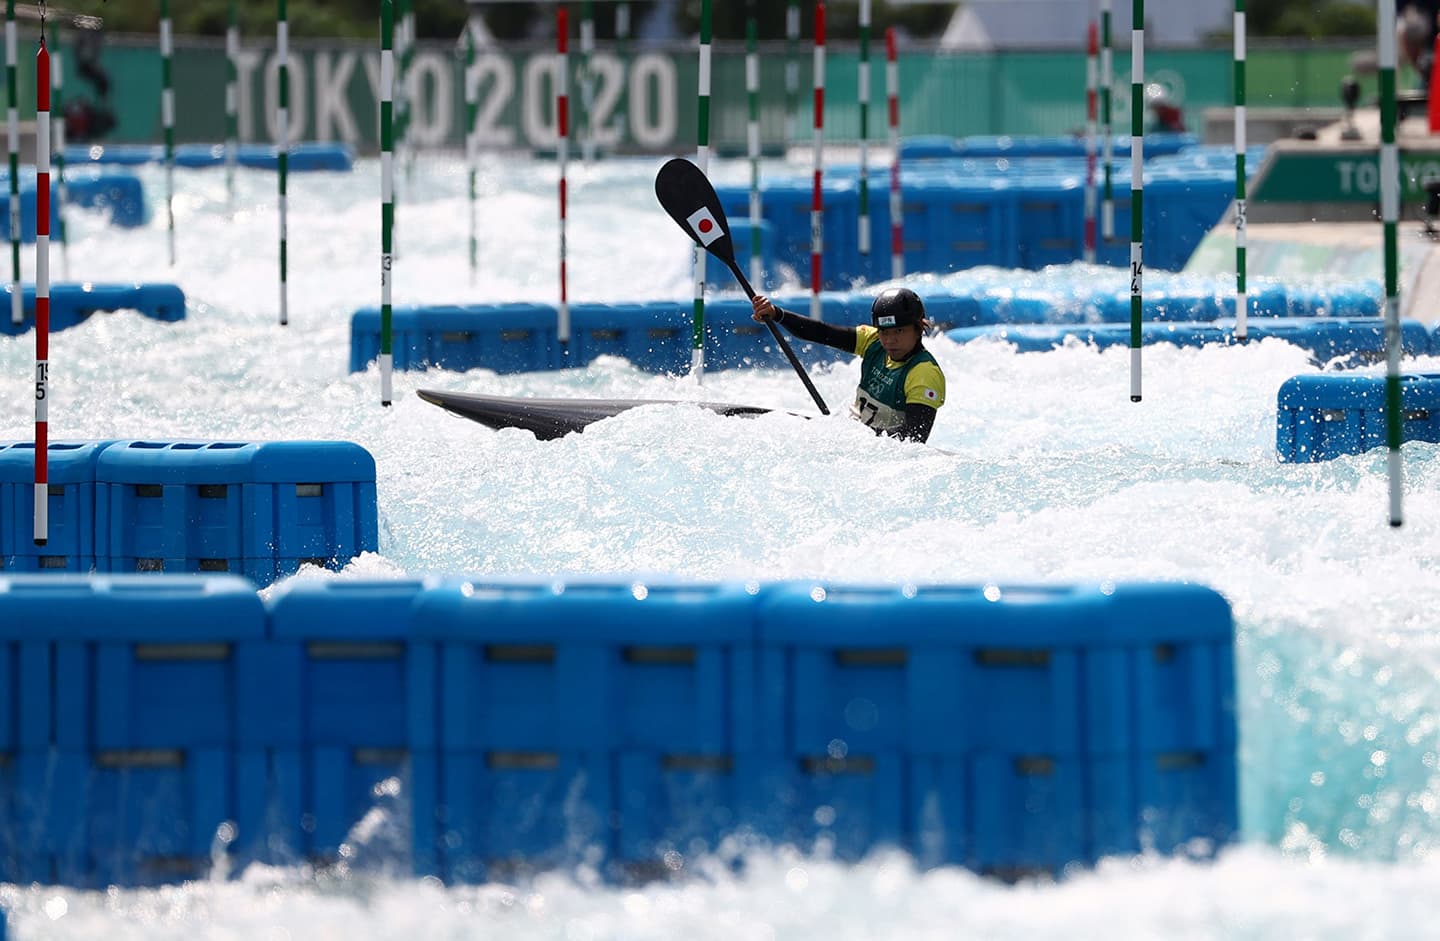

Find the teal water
[[1, 154, 1438, 939]]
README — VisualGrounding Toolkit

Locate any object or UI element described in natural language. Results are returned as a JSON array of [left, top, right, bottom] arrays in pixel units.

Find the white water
[[2, 154, 1440, 938]]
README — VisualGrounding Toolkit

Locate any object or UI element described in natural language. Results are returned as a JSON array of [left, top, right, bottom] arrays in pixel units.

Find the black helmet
[[871, 288, 925, 329]]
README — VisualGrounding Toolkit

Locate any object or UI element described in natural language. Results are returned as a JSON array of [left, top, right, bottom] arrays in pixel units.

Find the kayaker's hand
[[752, 295, 781, 322]]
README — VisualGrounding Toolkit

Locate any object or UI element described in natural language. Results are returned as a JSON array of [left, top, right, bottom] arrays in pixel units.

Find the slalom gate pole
[[690, 0, 711, 379], [1129, 0, 1144, 402], [1380, 0, 1404, 526], [380, 0, 394, 406], [7, 0, 20, 325], [810, 1, 825, 320], [557, 5, 570, 348], [34, 23, 49, 546], [226, 0, 238, 207], [887, 26, 902, 279], [1084, 19, 1097, 264], [161, 0, 174, 265], [746, 6, 761, 287], [857, 0, 871, 259], [277, 0, 289, 326], [1233, 0, 1248, 340]]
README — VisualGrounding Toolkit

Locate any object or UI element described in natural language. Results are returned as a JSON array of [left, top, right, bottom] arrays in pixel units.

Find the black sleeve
[[772, 307, 858, 354], [888, 402, 938, 444]]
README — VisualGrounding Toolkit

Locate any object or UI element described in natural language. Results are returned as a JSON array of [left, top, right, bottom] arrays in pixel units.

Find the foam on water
[[1, 154, 1438, 938]]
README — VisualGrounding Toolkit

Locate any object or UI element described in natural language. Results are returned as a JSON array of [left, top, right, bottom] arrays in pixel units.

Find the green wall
[[22, 34, 1391, 153]]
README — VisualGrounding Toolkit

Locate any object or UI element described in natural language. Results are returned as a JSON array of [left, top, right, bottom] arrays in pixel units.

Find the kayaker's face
[[878, 324, 921, 360]]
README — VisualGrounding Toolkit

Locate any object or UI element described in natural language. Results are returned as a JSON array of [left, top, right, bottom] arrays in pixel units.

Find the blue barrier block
[[568, 301, 691, 373], [1142, 171, 1235, 272], [715, 180, 862, 289], [0, 573, 266, 886], [262, 579, 438, 870], [916, 294, 985, 330], [905, 176, 1017, 274], [0, 441, 115, 572], [350, 303, 559, 374], [1013, 177, 1085, 270], [703, 295, 849, 371], [1276, 372, 1440, 462], [65, 172, 147, 227], [95, 440, 378, 585], [412, 577, 760, 881], [948, 318, 1431, 365], [752, 581, 1236, 872], [0, 282, 187, 337]]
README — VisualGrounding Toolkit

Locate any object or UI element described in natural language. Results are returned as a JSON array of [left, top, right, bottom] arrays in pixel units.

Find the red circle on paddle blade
[[698, 219, 713, 233]]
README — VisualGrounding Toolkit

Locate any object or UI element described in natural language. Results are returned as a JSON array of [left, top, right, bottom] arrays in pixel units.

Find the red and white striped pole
[[1083, 20, 1098, 264], [34, 33, 50, 546], [809, 1, 825, 320], [557, 5, 570, 349], [886, 26, 902, 279]]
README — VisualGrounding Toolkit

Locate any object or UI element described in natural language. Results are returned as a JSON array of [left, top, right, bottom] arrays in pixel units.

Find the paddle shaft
[[723, 257, 830, 415]]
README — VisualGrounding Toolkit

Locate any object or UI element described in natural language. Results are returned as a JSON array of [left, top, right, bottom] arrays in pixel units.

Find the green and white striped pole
[[380, 0, 394, 406], [857, 0, 871, 259], [1380, 0, 1403, 526], [746, 8, 761, 286], [277, 0, 289, 326], [465, 13, 478, 283], [1233, 0, 1247, 340], [691, 0, 711, 379], [226, 0, 238, 207], [1129, 0, 1144, 402], [1101, 0, 1115, 242], [161, 0, 175, 266], [8, 0, 21, 325]]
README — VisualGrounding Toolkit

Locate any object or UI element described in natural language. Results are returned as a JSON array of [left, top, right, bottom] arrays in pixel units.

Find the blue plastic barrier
[[0, 574, 267, 886], [64, 142, 354, 172], [1276, 372, 1440, 462], [567, 301, 690, 373], [1143, 171, 1240, 272], [751, 582, 1235, 874], [715, 178, 862, 288], [94, 440, 378, 585], [261, 578, 437, 867], [0, 574, 1237, 886], [949, 318, 1431, 366], [66, 172, 147, 227], [704, 294, 850, 371], [0, 282, 186, 337], [411, 577, 762, 881], [0, 441, 115, 572], [350, 303, 560, 374]]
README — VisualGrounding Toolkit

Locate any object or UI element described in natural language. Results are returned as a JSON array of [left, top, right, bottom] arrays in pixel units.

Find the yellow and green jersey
[[849, 325, 946, 434]]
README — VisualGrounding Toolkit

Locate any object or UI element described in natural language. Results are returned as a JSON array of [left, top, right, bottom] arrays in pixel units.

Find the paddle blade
[[654, 157, 739, 265]]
